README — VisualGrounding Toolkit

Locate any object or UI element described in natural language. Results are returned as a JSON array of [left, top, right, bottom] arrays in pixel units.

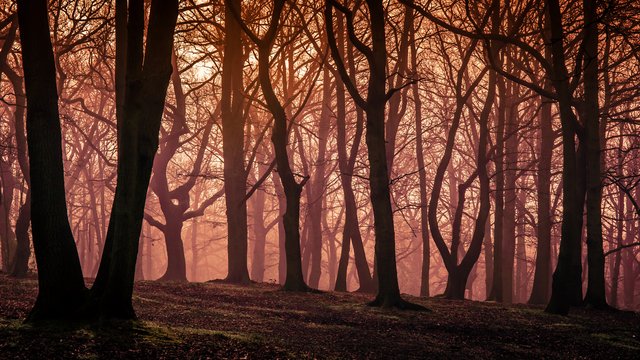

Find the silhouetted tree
[[326, 0, 424, 309]]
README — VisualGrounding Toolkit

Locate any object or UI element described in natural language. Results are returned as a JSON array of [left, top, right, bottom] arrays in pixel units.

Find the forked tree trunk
[[232, 0, 309, 291], [93, 0, 178, 319], [332, 12, 373, 293]]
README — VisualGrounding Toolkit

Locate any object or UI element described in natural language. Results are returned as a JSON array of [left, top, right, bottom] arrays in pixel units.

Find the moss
[[591, 332, 640, 351], [303, 322, 353, 332], [172, 325, 260, 343]]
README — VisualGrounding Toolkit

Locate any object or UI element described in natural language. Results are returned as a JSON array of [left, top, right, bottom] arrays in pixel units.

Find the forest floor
[[0, 275, 638, 359]]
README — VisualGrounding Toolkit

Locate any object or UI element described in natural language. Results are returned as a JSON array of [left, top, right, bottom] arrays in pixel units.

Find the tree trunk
[[10, 194, 30, 278], [488, 77, 506, 302], [251, 185, 268, 282], [443, 269, 467, 300], [327, 0, 418, 308], [17, 0, 87, 322], [412, 24, 429, 297], [93, 0, 178, 319], [158, 217, 187, 282], [545, 0, 586, 315], [622, 184, 637, 309], [582, 0, 607, 309], [222, 0, 250, 284], [529, 92, 553, 305], [502, 86, 518, 304], [2, 30, 31, 278], [515, 191, 528, 303], [273, 175, 287, 285], [365, 0, 410, 307], [307, 67, 332, 289], [483, 214, 493, 299]]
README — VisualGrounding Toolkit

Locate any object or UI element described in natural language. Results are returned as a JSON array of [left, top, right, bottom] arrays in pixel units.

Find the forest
[[0, 0, 639, 358]]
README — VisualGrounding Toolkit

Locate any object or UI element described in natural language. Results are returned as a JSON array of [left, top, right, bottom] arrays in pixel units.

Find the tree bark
[[93, 0, 178, 319], [332, 11, 373, 293], [307, 67, 332, 289], [17, 0, 87, 322], [222, 0, 250, 284], [582, 0, 607, 309], [545, 0, 585, 315], [529, 92, 553, 305], [487, 77, 505, 302], [326, 0, 421, 308], [502, 83, 518, 304], [232, 0, 309, 291], [411, 22, 429, 297]]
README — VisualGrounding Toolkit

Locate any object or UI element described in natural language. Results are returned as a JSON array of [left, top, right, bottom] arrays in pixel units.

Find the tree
[[221, 0, 251, 284], [147, 52, 220, 282], [15, 0, 179, 321], [16, 0, 87, 321], [231, 0, 311, 291], [582, 0, 607, 309], [92, 0, 179, 319], [326, 0, 424, 309]]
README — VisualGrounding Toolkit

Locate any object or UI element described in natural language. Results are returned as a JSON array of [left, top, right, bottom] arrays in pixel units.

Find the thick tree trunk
[[222, 0, 250, 284], [545, 0, 586, 315], [158, 217, 187, 282], [93, 0, 178, 319], [17, 0, 87, 322], [364, 0, 406, 307], [365, 103, 403, 306], [443, 269, 467, 300], [582, 0, 607, 309], [335, 229, 351, 291], [224, 172, 250, 283], [327, 0, 418, 307]]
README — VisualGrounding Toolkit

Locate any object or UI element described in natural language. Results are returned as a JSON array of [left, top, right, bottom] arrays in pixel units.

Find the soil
[[0, 275, 638, 359]]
